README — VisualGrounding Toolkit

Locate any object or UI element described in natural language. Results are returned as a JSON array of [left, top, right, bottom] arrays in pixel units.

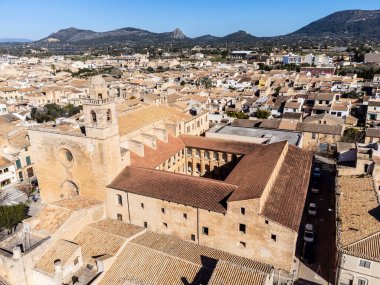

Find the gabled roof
[[342, 231, 380, 262], [296, 123, 343, 135], [108, 166, 236, 214], [260, 145, 313, 231], [130, 134, 185, 168], [226, 141, 287, 202], [366, 128, 380, 138], [181, 134, 260, 155], [99, 231, 273, 285], [116, 135, 312, 231], [303, 113, 344, 126]]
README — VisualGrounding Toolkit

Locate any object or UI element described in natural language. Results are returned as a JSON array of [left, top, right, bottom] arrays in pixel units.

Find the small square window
[[161, 208, 165, 214], [265, 220, 269, 224], [202, 226, 209, 235], [117, 214, 123, 221], [191, 234, 196, 241], [183, 213, 187, 219], [163, 222, 168, 228], [239, 223, 246, 234], [74, 257, 79, 266], [271, 234, 277, 242], [359, 259, 371, 268], [239, 241, 246, 248], [144, 222, 148, 228], [240, 207, 245, 215]]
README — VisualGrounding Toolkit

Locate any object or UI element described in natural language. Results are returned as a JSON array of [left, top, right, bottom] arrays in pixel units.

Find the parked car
[[311, 180, 320, 194], [308, 203, 317, 216], [300, 241, 314, 264], [313, 167, 321, 178], [304, 223, 315, 243], [31, 179, 39, 187]]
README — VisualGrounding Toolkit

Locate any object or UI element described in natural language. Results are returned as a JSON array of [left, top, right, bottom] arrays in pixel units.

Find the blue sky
[[0, 0, 379, 40]]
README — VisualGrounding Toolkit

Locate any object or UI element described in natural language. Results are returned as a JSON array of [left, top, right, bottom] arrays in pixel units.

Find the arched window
[[61, 180, 79, 198], [91, 110, 97, 123], [107, 109, 112, 122]]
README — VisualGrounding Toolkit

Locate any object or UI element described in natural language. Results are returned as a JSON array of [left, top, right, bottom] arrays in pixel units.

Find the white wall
[[338, 253, 380, 285]]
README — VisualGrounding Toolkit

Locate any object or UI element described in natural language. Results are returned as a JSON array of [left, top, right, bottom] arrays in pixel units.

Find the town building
[[23, 75, 313, 283], [336, 175, 380, 285]]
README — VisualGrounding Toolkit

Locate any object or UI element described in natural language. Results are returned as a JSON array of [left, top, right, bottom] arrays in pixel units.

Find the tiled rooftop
[[34, 239, 80, 277], [99, 231, 273, 285], [108, 166, 236, 213], [337, 175, 380, 246]]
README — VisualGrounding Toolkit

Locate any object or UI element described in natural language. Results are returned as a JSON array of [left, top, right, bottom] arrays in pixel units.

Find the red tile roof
[[130, 134, 185, 168], [108, 166, 236, 213], [181, 134, 260, 155], [260, 145, 313, 231], [119, 134, 312, 231], [226, 141, 287, 202]]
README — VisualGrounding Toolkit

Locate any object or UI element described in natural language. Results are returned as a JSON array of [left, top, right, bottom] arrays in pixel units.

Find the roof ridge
[[86, 223, 128, 240], [342, 230, 380, 249], [130, 239, 204, 268], [128, 165, 238, 188], [215, 259, 273, 274]]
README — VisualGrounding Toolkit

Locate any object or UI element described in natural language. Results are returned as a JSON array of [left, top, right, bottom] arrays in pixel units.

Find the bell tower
[[82, 76, 119, 139]]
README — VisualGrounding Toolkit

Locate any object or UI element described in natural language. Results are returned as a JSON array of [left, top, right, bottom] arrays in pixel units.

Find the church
[[0, 76, 312, 285]]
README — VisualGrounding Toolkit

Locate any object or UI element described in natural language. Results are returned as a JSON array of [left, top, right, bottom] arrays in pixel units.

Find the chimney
[[54, 259, 63, 285], [12, 246, 22, 260]]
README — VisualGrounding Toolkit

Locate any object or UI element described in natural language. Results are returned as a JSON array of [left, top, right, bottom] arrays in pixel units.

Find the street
[[295, 155, 337, 285]]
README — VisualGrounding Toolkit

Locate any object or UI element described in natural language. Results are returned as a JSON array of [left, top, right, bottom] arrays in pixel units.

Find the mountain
[[37, 27, 189, 46], [0, 38, 31, 43], [31, 9, 380, 49], [290, 9, 380, 39]]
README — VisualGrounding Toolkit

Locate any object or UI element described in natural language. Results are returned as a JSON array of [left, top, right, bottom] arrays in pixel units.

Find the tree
[[31, 103, 82, 123], [63, 104, 81, 117], [200, 77, 212, 89], [341, 128, 364, 143], [255, 109, 270, 119], [147, 67, 155, 73], [0, 203, 29, 233], [227, 111, 249, 119], [30, 107, 37, 120], [221, 50, 229, 58], [50, 64, 56, 76]]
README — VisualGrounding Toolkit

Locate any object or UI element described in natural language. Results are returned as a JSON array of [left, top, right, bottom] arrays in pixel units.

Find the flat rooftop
[[207, 124, 302, 146]]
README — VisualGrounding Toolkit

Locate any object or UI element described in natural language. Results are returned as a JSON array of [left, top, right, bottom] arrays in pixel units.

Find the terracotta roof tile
[[296, 122, 343, 135], [181, 134, 260, 155], [366, 128, 380, 138], [226, 141, 287, 201], [108, 167, 236, 213], [260, 145, 313, 231], [130, 134, 185, 168], [342, 232, 380, 262], [99, 231, 272, 285]]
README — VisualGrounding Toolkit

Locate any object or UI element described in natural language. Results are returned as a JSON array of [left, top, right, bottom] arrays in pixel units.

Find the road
[[295, 155, 337, 285], [1, 187, 27, 205]]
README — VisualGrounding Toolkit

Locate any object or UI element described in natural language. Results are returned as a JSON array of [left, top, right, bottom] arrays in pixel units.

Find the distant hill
[[290, 9, 380, 39], [36, 27, 189, 46], [0, 38, 31, 43], [30, 9, 380, 49]]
